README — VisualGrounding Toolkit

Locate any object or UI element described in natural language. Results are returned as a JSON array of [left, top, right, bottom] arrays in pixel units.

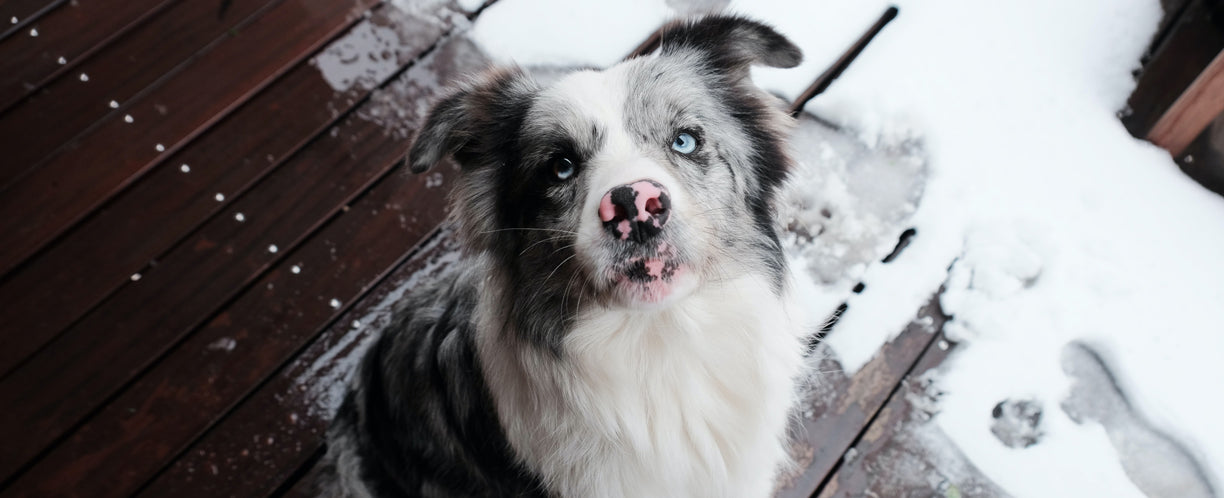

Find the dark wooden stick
[[790, 6, 899, 116]]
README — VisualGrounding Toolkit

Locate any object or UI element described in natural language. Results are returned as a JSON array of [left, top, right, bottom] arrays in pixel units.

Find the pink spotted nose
[[598, 179, 671, 243]]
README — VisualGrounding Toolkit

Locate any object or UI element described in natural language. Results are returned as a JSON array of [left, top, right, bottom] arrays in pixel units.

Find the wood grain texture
[[0, 0, 380, 279], [0, 34, 486, 497], [1123, 0, 1224, 138], [1148, 48, 1224, 155], [775, 294, 948, 498], [0, 1, 461, 380], [0, 0, 277, 184], [815, 335, 1007, 498], [0, 0, 66, 42], [137, 230, 460, 498]]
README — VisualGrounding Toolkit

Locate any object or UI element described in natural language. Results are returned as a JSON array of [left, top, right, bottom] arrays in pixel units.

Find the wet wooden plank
[[279, 455, 330, 498], [775, 293, 948, 498], [0, 1, 461, 379], [0, 0, 277, 184], [1148, 48, 1224, 155], [137, 230, 460, 498], [0, 0, 65, 41], [0, 0, 381, 279], [1123, 0, 1224, 138], [0, 34, 486, 497], [814, 334, 1006, 498]]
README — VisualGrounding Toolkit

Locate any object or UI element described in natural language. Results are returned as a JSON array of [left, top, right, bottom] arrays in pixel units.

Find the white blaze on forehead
[[546, 64, 684, 193]]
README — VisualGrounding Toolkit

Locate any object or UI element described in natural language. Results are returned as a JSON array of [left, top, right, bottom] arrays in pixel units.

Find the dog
[[322, 15, 814, 497]]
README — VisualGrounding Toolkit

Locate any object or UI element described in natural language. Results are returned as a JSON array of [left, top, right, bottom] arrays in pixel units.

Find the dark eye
[[551, 156, 577, 181], [671, 132, 697, 154]]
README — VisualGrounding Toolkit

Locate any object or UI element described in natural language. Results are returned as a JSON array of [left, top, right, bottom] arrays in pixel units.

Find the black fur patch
[[323, 275, 547, 497]]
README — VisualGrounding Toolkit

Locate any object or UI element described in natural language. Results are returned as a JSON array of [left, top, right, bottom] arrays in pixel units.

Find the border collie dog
[[324, 15, 814, 498]]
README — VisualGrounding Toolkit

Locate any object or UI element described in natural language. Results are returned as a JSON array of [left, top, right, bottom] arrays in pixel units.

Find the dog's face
[[408, 16, 801, 349]]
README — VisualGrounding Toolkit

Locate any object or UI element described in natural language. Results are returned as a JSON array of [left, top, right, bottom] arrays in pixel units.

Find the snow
[[470, 0, 672, 67], [312, 0, 459, 93], [459, 0, 1224, 495]]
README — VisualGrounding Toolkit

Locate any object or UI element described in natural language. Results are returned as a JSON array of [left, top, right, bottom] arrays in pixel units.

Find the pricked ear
[[407, 67, 537, 173], [658, 15, 802, 78]]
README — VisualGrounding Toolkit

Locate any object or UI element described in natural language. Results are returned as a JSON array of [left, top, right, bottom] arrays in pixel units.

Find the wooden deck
[[0, 1, 974, 496]]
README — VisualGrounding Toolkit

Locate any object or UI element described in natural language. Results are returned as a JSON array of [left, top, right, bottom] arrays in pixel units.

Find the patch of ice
[[207, 337, 237, 352], [424, 172, 444, 188], [313, 2, 457, 93], [355, 31, 487, 139], [454, 0, 485, 13], [778, 116, 926, 286]]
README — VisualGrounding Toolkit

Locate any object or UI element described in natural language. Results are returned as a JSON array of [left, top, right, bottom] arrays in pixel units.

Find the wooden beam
[[1148, 48, 1224, 156]]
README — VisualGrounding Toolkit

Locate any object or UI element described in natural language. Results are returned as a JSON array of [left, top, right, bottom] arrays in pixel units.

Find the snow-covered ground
[[445, 0, 1224, 496]]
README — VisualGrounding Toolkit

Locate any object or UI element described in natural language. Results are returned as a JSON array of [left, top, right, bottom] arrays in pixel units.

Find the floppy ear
[[658, 15, 802, 80], [407, 67, 537, 173]]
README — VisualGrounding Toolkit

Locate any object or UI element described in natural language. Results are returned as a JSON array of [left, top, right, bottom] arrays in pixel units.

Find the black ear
[[658, 15, 801, 79], [407, 67, 537, 173]]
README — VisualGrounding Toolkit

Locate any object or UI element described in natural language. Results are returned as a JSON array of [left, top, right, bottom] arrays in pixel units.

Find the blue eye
[[552, 156, 576, 181], [671, 132, 697, 154]]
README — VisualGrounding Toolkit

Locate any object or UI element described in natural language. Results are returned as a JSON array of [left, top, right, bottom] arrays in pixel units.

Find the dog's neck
[[471, 263, 809, 497]]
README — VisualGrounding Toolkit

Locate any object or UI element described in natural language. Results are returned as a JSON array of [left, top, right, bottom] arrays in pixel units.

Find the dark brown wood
[[138, 230, 460, 498], [1124, 0, 1224, 138], [0, 0, 382, 279], [1177, 109, 1224, 195], [774, 293, 948, 498], [0, 1, 461, 379], [0, 0, 65, 42], [0, 0, 277, 184], [815, 334, 1006, 497], [0, 34, 486, 497], [1148, 48, 1224, 155], [0, 0, 177, 118]]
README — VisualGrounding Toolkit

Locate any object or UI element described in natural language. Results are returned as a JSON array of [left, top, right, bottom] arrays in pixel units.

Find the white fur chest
[[476, 275, 810, 498]]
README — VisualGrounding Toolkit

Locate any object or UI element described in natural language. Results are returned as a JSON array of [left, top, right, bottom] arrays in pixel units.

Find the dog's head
[[408, 15, 800, 346]]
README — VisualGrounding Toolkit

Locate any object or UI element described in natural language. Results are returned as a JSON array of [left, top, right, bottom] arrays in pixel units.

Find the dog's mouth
[[606, 242, 691, 306]]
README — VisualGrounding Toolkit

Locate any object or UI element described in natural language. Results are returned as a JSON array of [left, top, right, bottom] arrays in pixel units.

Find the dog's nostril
[[645, 197, 664, 215]]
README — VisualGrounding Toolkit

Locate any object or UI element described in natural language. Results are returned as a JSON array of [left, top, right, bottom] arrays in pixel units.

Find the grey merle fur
[[322, 15, 803, 497]]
